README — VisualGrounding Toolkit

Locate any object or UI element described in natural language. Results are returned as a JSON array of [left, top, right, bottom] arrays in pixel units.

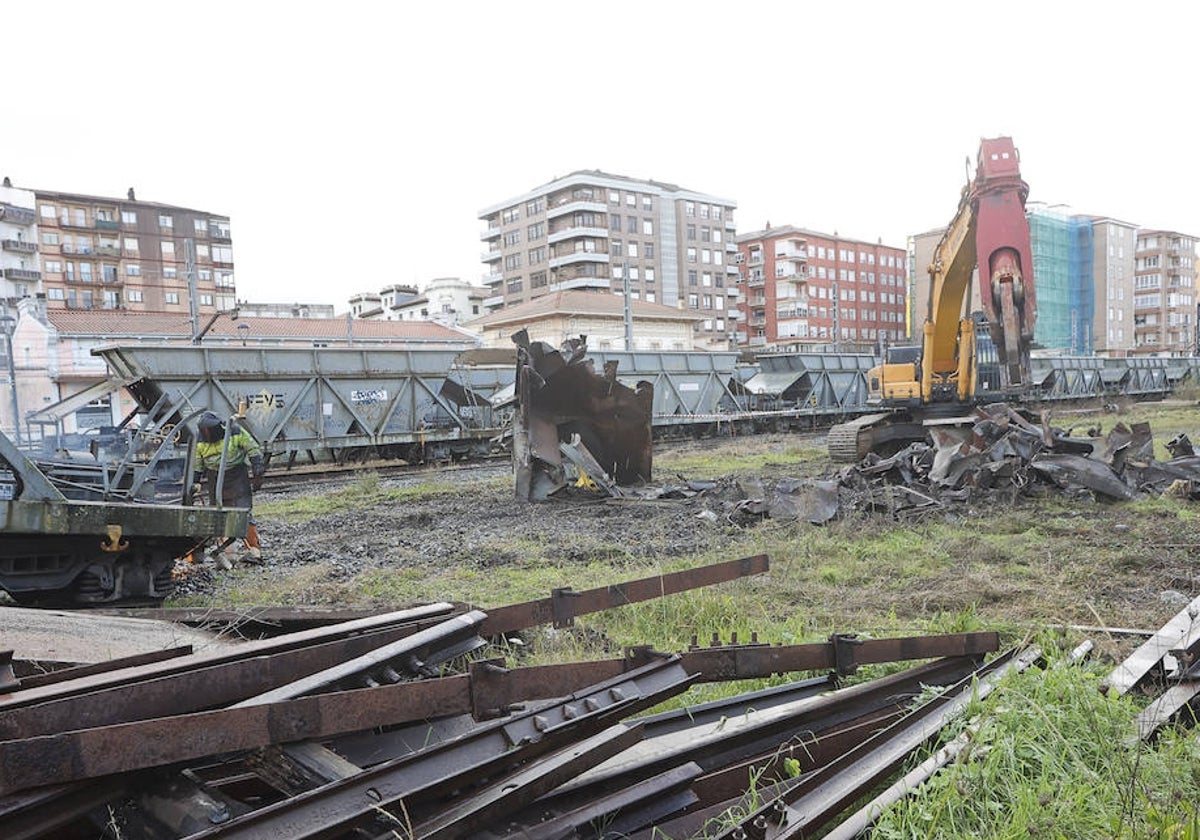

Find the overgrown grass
[[871, 644, 1200, 839]]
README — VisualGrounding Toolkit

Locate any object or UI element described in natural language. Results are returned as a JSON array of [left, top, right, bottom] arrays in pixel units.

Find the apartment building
[[478, 170, 738, 350], [1090, 217, 1138, 356], [22, 184, 235, 314], [0, 178, 40, 308], [1132, 230, 1198, 355], [735, 225, 907, 351]]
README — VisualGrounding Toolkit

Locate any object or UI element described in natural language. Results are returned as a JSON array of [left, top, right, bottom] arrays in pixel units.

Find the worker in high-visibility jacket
[[192, 411, 265, 559]]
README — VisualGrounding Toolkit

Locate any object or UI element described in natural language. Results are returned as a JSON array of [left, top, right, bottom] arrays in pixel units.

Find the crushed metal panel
[[512, 330, 653, 502]]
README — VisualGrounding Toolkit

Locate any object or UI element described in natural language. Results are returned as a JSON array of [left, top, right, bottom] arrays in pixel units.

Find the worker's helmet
[[198, 411, 225, 443]]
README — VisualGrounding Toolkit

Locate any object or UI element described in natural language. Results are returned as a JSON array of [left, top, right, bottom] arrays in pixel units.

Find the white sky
[[4, 1, 1196, 311]]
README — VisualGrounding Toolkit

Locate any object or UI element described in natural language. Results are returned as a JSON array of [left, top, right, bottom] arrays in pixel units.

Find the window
[[212, 245, 233, 263], [164, 292, 180, 304], [506, 278, 523, 294], [79, 263, 93, 282], [41, 232, 59, 246], [642, 195, 652, 211], [530, 271, 547, 288], [161, 241, 175, 257], [609, 213, 621, 231], [40, 204, 56, 218], [627, 216, 638, 233], [687, 247, 697, 263], [701, 249, 711, 265], [688, 294, 699, 308], [505, 254, 522, 270], [702, 272, 712, 287], [688, 270, 697, 286], [528, 246, 545, 264], [645, 268, 655, 282], [627, 242, 638, 258], [685, 201, 695, 217], [504, 231, 520, 246], [699, 204, 710, 220], [196, 244, 209, 259], [610, 238, 622, 257], [126, 263, 141, 276], [158, 214, 173, 228], [629, 267, 639, 281], [164, 266, 177, 279], [525, 198, 544, 215], [501, 206, 520, 224], [625, 193, 636, 207], [44, 260, 62, 272], [199, 294, 213, 305], [527, 222, 545, 240], [642, 220, 653, 236], [687, 224, 696, 240], [121, 211, 137, 224], [199, 269, 212, 281], [124, 237, 139, 252], [609, 190, 620, 203], [194, 219, 207, 233], [47, 287, 64, 300], [644, 243, 654, 259]]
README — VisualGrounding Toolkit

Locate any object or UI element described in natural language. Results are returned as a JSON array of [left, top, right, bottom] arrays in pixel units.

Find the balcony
[[747, 273, 765, 287], [0, 204, 37, 226], [481, 249, 502, 263], [748, 336, 767, 347], [729, 310, 744, 321], [549, 276, 610, 292], [548, 251, 609, 270], [546, 199, 606, 220], [1, 240, 37, 254], [96, 245, 121, 258], [548, 226, 608, 245], [209, 226, 232, 241], [59, 217, 92, 230], [480, 226, 502, 241], [747, 253, 763, 266], [776, 248, 807, 262], [481, 271, 502, 286], [726, 264, 740, 275], [725, 241, 737, 253], [95, 219, 120, 231], [1, 268, 41, 281], [482, 295, 504, 309]]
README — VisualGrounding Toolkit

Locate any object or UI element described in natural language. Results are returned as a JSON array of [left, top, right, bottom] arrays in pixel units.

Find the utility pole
[[1, 313, 20, 445], [185, 238, 200, 341], [622, 262, 634, 350]]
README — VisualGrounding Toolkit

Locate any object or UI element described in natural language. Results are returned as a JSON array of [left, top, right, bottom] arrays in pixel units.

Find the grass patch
[[257, 472, 476, 523]]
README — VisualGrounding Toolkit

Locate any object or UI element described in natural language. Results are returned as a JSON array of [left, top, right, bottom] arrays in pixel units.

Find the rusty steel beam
[[0, 602, 455, 714], [414, 723, 645, 840], [707, 647, 1040, 840], [0, 614, 460, 740], [481, 554, 769, 634], [467, 631, 998, 717], [15, 646, 193, 691], [182, 658, 695, 840], [0, 675, 475, 794]]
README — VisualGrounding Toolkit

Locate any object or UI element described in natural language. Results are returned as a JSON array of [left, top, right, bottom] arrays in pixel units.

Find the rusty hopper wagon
[[0, 430, 246, 605], [96, 343, 505, 466]]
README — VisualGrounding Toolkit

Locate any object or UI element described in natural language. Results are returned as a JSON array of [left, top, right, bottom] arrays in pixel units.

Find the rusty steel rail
[[11, 646, 194, 691], [706, 646, 1041, 840], [181, 657, 696, 839], [481, 553, 770, 634]]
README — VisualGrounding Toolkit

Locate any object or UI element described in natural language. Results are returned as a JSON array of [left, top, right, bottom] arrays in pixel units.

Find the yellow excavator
[[828, 136, 1037, 462]]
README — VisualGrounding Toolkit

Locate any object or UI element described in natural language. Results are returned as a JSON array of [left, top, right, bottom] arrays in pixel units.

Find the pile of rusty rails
[[0, 552, 1061, 840], [34, 344, 1199, 473], [0, 428, 246, 606]]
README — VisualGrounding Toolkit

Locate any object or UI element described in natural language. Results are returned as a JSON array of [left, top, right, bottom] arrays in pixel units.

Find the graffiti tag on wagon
[[351, 388, 389, 405]]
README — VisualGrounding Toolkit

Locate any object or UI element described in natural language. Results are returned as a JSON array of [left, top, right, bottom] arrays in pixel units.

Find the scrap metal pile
[[713, 404, 1200, 526], [1, 553, 1024, 840]]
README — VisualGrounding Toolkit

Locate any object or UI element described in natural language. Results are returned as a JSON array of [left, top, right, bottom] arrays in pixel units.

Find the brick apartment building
[[735, 225, 907, 351], [1, 179, 235, 316], [478, 170, 738, 350]]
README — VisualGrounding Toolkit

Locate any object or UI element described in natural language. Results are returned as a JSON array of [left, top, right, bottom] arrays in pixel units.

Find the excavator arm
[[971, 137, 1036, 389]]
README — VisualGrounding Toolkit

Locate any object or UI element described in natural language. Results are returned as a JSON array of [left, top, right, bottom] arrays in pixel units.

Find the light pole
[[0, 314, 20, 445]]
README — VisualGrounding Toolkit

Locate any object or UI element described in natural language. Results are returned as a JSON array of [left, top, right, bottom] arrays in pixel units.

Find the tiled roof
[[46, 310, 475, 343], [466, 290, 701, 329]]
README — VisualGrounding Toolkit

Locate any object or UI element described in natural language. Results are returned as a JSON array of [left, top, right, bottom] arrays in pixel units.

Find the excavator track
[[827, 413, 894, 463]]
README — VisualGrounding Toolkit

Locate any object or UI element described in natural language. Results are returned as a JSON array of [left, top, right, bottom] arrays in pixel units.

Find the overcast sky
[[5, 1, 1196, 311]]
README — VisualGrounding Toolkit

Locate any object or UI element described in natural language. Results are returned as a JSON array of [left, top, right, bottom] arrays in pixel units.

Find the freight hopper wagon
[[0, 430, 246, 605], [96, 344, 510, 468]]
